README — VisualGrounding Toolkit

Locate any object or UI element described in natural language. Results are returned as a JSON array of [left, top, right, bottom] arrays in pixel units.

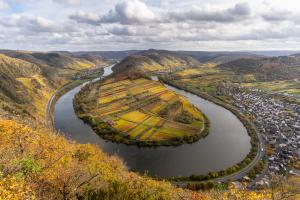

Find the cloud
[[100, 0, 156, 24], [1, 0, 300, 51], [166, 3, 251, 23], [0, 0, 8, 10], [0, 15, 75, 33], [70, 1, 251, 25], [261, 10, 290, 22], [107, 25, 159, 36], [107, 26, 133, 36], [53, 0, 81, 6], [70, 11, 101, 25], [71, 0, 157, 25]]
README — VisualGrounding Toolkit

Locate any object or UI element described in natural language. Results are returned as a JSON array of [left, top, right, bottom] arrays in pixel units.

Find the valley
[[0, 49, 299, 199], [54, 64, 252, 179], [1, 1, 300, 199], [54, 50, 299, 186]]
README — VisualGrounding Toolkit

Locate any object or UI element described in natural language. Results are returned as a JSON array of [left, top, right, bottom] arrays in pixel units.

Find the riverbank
[[46, 67, 106, 128], [159, 76, 264, 183], [46, 80, 89, 128]]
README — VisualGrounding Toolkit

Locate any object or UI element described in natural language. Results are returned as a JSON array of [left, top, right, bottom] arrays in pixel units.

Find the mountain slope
[[0, 54, 57, 120], [0, 51, 109, 121], [0, 50, 108, 78], [0, 119, 209, 200], [113, 49, 200, 75], [219, 56, 300, 81], [74, 50, 260, 64], [176, 51, 259, 64]]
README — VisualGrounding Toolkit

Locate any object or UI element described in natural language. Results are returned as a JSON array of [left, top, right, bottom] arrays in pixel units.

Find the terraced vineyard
[[74, 77, 209, 146]]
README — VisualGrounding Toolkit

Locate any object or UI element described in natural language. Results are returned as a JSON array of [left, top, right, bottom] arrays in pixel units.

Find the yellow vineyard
[[95, 78, 206, 142]]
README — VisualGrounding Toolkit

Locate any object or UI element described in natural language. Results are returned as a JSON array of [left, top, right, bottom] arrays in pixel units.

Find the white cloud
[[53, 0, 81, 6], [70, 10, 101, 25], [0, 15, 75, 33], [0, 0, 8, 10], [166, 2, 251, 23], [101, 0, 156, 24], [1, 0, 300, 51], [70, 1, 252, 25]]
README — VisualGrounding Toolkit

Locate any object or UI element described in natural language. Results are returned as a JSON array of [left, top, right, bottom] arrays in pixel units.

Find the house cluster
[[219, 82, 300, 177], [75, 67, 103, 79]]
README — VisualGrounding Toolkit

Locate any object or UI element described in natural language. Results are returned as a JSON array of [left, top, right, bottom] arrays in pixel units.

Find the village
[[219, 82, 300, 186]]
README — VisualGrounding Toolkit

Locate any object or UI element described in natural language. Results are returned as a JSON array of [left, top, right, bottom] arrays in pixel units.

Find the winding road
[[164, 84, 265, 184]]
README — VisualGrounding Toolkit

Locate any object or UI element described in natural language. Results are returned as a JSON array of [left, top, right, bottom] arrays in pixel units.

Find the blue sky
[[0, 0, 300, 51]]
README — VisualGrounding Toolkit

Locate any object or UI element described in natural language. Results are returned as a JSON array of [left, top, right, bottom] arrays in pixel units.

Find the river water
[[54, 65, 251, 177]]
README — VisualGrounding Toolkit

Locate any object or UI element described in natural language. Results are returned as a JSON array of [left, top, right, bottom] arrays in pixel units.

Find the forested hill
[[0, 50, 108, 121], [218, 56, 300, 81], [0, 50, 108, 77], [113, 49, 200, 75]]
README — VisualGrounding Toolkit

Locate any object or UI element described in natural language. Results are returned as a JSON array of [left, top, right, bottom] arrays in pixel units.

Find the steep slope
[[0, 51, 109, 121], [0, 50, 108, 78], [0, 54, 57, 120], [0, 119, 209, 200], [219, 56, 300, 81], [113, 49, 200, 75]]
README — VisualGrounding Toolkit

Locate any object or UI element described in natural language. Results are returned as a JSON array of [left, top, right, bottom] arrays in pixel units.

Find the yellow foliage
[[17, 75, 55, 119], [91, 78, 207, 142], [0, 173, 35, 200], [114, 119, 137, 132], [0, 119, 210, 199], [176, 67, 219, 77], [224, 185, 272, 200], [121, 110, 149, 123]]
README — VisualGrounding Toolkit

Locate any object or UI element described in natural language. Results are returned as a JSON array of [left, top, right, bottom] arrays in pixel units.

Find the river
[[54, 65, 251, 177]]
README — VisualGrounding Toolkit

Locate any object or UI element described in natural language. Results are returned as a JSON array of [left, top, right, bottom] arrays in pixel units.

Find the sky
[[0, 0, 300, 51]]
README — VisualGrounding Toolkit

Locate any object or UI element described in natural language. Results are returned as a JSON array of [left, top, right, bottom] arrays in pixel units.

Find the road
[[46, 88, 57, 129], [214, 121, 265, 183], [45, 64, 114, 129], [45, 83, 73, 129], [173, 114, 266, 187]]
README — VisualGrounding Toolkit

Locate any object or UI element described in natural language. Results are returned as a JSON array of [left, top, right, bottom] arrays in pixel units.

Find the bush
[[174, 111, 194, 124]]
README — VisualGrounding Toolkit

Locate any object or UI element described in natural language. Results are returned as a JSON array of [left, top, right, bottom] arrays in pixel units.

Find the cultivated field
[[241, 80, 300, 99], [172, 65, 300, 101], [94, 78, 206, 143]]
